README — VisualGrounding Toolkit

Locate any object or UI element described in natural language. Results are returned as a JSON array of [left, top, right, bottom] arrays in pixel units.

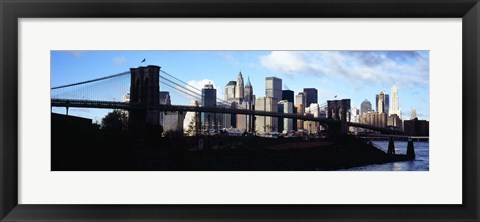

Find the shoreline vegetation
[[52, 128, 414, 171]]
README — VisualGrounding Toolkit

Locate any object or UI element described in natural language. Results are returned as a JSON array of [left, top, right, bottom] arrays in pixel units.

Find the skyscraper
[[265, 77, 282, 100], [236, 72, 244, 100], [390, 83, 400, 116], [360, 99, 372, 114], [295, 92, 306, 107], [224, 81, 236, 101], [303, 88, 318, 107], [376, 92, 389, 114], [255, 96, 279, 133], [244, 77, 254, 103], [377, 92, 385, 113], [282, 90, 294, 103], [278, 100, 293, 133], [201, 83, 216, 130]]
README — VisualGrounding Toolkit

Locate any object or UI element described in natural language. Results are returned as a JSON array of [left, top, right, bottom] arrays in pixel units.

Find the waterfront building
[[303, 88, 318, 107], [404, 118, 429, 136], [255, 96, 278, 133], [376, 92, 390, 115], [360, 111, 387, 128], [266, 77, 282, 101], [201, 83, 216, 130], [388, 113, 403, 130], [360, 99, 372, 115]]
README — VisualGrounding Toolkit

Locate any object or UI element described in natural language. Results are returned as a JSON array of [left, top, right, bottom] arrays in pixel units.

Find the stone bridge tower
[[128, 65, 160, 132], [327, 99, 351, 135]]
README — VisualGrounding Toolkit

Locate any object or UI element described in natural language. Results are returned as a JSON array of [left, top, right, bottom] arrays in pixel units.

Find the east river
[[342, 140, 429, 171]]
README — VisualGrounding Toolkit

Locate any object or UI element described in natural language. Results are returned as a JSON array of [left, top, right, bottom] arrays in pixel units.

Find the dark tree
[[101, 110, 128, 131]]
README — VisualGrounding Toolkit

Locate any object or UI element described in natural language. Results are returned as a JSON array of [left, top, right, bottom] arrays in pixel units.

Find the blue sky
[[51, 50, 429, 123]]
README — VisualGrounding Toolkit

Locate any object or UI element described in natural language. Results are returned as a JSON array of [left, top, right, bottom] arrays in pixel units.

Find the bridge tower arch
[[129, 65, 161, 132], [327, 99, 351, 135]]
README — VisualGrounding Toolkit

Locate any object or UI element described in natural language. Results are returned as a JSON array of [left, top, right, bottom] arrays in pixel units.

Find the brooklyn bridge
[[51, 65, 404, 135]]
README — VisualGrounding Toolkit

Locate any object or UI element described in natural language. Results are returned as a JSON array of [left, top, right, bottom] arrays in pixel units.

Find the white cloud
[[259, 51, 429, 89], [112, 56, 128, 65]]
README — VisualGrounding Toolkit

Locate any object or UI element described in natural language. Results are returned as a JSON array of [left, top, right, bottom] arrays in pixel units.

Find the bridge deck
[[51, 99, 404, 134]]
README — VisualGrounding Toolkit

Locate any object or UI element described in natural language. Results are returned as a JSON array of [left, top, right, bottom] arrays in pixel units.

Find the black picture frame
[[1, 0, 479, 221]]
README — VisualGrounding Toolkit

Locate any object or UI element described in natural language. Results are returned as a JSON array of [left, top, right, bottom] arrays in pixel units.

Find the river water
[[342, 140, 429, 171]]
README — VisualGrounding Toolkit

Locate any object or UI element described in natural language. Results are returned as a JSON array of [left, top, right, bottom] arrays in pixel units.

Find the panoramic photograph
[[51, 50, 429, 171]]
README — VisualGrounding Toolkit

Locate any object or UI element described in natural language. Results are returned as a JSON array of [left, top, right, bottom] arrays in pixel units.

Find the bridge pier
[[387, 137, 395, 155], [406, 138, 415, 159], [326, 120, 349, 136]]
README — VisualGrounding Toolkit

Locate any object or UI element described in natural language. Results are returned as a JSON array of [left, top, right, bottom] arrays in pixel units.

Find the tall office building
[[255, 96, 278, 133], [360, 99, 372, 114], [303, 88, 318, 107], [377, 92, 386, 114], [244, 77, 254, 104], [201, 83, 216, 130], [236, 72, 244, 100], [278, 100, 293, 133], [390, 83, 400, 116], [376, 92, 389, 115], [304, 103, 322, 133], [295, 92, 305, 106], [224, 81, 236, 101], [282, 90, 294, 103], [266, 77, 282, 101]]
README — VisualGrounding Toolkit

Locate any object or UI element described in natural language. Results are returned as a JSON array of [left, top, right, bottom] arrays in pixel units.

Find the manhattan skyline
[[51, 50, 429, 123]]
